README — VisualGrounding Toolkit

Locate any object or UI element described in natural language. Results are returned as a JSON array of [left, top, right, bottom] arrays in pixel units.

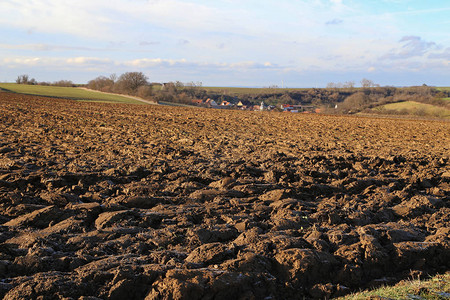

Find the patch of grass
[[338, 273, 450, 300], [158, 101, 199, 108], [380, 101, 450, 118], [0, 83, 145, 104], [436, 87, 450, 92], [202, 86, 310, 95]]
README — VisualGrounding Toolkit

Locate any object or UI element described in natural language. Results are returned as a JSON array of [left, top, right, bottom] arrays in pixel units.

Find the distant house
[[236, 101, 250, 110], [281, 103, 317, 113], [237, 100, 253, 108], [260, 101, 266, 111], [191, 99, 203, 105], [204, 98, 219, 108]]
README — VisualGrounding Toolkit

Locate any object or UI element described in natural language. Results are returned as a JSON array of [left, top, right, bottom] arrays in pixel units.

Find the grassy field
[[436, 87, 450, 92], [0, 83, 145, 104], [202, 86, 450, 95], [337, 273, 450, 300], [158, 101, 198, 108], [202, 86, 310, 95], [379, 100, 450, 118]]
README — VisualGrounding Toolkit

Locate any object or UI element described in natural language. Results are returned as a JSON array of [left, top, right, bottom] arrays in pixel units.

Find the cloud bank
[[0, 0, 448, 86]]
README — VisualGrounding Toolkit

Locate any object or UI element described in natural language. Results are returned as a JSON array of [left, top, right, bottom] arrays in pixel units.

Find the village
[[189, 98, 320, 113]]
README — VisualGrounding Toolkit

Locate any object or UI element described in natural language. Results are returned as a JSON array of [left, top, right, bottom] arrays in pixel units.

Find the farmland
[[377, 101, 450, 119], [202, 86, 311, 95], [0, 91, 449, 299], [437, 87, 450, 92], [0, 83, 146, 104]]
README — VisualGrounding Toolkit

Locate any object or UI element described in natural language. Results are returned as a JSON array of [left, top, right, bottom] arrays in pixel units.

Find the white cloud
[[0, 1, 448, 85], [1, 55, 279, 72], [2, 56, 114, 69], [0, 43, 98, 52], [383, 6, 450, 16], [123, 58, 279, 70], [0, 0, 121, 39], [124, 58, 188, 68], [66, 57, 114, 66], [428, 47, 450, 60], [3, 57, 43, 66], [380, 36, 439, 60]]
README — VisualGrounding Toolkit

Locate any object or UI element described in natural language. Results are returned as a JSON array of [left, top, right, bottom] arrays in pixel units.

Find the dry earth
[[0, 92, 449, 299]]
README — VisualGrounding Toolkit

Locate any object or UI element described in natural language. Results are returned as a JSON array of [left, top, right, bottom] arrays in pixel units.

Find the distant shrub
[[87, 76, 115, 92], [116, 72, 149, 95], [136, 85, 153, 99], [53, 80, 75, 87], [338, 92, 370, 113], [16, 74, 37, 85]]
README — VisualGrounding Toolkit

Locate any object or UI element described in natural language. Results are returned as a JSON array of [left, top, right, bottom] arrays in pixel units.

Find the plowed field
[[0, 92, 449, 299]]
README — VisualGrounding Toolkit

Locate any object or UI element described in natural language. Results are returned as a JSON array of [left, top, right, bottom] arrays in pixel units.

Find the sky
[[0, 0, 449, 87]]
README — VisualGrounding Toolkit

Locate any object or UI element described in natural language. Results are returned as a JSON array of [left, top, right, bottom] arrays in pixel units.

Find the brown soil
[[0, 92, 449, 299]]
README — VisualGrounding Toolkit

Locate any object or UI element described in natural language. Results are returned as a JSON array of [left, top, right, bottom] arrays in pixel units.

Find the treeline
[[332, 86, 450, 114], [87, 72, 204, 103], [152, 81, 205, 104], [87, 73, 450, 114], [202, 84, 449, 114], [16, 74, 77, 87], [87, 72, 152, 99], [201, 88, 353, 107], [15, 73, 450, 116]]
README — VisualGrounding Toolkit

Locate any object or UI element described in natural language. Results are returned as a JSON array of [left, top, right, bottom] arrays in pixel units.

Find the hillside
[[372, 101, 450, 119], [3, 82, 450, 119], [158, 84, 450, 119], [0, 83, 146, 104]]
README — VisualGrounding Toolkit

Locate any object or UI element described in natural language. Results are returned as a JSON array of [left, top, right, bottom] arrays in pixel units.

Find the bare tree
[[175, 81, 184, 89], [361, 78, 375, 88], [116, 72, 149, 94], [343, 81, 355, 88], [326, 82, 336, 89], [53, 80, 74, 87], [339, 92, 370, 113], [136, 85, 153, 99], [87, 76, 115, 92], [109, 73, 117, 83], [16, 74, 35, 84], [16, 74, 38, 85]]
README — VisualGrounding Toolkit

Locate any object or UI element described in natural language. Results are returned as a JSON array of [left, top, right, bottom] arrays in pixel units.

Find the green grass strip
[[0, 83, 145, 104]]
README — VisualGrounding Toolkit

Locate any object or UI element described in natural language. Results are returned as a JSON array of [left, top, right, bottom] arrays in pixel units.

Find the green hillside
[[376, 100, 450, 119], [202, 86, 310, 95], [0, 83, 145, 104], [437, 87, 450, 92]]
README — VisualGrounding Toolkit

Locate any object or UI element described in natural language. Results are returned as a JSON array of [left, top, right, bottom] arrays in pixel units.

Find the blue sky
[[0, 0, 449, 87]]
